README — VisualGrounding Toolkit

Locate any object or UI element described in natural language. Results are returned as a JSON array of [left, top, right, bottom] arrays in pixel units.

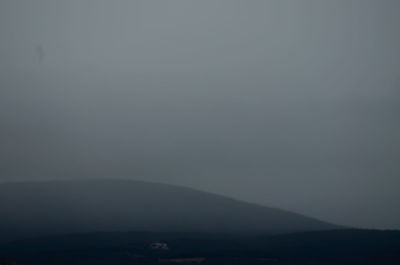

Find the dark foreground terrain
[[1, 229, 399, 265]]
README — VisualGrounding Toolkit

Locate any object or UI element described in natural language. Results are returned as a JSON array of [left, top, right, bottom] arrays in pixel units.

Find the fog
[[0, 0, 399, 229]]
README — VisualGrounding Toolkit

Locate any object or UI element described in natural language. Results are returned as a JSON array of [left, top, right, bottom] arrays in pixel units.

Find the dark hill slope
[[0, 179, 337, 242]]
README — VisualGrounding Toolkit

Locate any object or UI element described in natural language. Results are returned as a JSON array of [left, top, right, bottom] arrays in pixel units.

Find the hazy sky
[[0, 0, 399, 229]]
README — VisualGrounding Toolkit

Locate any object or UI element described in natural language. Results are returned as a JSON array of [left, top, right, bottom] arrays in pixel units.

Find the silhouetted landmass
[[0, 179, 337, 243], [1, 230, 399, 265], [0, 261, 34, 265]]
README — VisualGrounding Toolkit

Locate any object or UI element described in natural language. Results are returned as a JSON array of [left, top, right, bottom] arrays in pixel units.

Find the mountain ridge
[[0, 179, 339, 243]]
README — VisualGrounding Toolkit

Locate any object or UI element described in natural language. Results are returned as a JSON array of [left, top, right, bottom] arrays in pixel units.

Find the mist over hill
[[1, 0, 399, 230], [0, 179, 337, 243]]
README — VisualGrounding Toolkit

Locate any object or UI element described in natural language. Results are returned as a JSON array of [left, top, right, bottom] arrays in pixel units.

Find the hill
[[0, 179, 337, 242]]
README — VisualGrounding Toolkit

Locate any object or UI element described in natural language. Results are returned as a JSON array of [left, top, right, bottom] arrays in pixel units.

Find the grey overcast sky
[[0, 0, 399, 229]]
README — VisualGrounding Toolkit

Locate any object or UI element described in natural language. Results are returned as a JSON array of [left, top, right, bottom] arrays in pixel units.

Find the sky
[[0, 0, 399, 229]]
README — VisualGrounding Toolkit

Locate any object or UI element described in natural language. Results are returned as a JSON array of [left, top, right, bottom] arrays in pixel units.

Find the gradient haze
[[0, 0, 399, 229]]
